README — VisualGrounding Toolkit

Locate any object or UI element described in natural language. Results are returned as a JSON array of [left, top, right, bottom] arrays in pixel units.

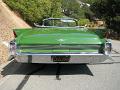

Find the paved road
[[0, 41, 120, 90]]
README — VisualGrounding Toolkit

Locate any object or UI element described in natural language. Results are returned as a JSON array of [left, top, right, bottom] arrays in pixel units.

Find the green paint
[[14, 27, 106, 53], [14, 28, 105, 45]]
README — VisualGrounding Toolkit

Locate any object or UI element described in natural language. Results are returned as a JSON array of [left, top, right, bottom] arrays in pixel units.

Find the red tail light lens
[[13, 31, 17, 38]]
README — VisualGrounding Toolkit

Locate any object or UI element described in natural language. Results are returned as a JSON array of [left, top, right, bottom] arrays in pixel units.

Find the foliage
[[78, 19, 90, 26], [80, 0, 97, 4], [3, 0, 62, 25], [62, 0, 87, 19], [3, 0, 96, 26], [90, 0, 120, 35], [62, 0, 80, 19], [50, 0, 63, 18]]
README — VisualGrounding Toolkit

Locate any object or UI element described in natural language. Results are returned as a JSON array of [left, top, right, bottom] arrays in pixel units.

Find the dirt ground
[[0, 1, 30, 64]]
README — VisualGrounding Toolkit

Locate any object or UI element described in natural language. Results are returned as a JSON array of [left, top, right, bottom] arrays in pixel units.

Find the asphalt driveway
[[0, 40, 120, 90]]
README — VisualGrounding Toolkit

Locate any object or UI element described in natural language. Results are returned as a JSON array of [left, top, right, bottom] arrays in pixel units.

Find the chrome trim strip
[[18, 44, 100, 50], [16, 52, 104, 56]]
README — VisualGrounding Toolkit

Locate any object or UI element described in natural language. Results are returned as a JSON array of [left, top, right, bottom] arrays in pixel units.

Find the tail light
[[13, 31, 17, 38], [104, 41, 112, 55], [10, 41, 16, 56]]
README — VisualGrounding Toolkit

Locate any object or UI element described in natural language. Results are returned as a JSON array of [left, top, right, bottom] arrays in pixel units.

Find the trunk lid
[[14, 28, 105, 45]]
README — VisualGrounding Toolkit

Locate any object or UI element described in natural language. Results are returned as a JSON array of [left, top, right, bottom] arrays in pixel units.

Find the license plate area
[[51, 56, 70, 62]]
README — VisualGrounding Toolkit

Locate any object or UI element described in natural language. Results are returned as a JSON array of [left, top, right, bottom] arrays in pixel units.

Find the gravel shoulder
[[0, 1, 30, 65]]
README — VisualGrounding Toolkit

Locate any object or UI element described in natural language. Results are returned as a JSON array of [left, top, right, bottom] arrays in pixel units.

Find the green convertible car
[[10, 18, 112, 64]]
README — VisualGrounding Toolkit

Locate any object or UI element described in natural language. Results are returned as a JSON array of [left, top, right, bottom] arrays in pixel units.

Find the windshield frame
[[42, 18, 78, 27]]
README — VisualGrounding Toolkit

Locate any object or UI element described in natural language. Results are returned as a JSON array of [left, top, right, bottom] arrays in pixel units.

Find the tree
[[90, 0, 120, 36], [80, 0, 96, 4], [3, 0, 63, 25], [61, 0, 85, 19], [50, 0, 63, 18], [61, 0, 95, 20]]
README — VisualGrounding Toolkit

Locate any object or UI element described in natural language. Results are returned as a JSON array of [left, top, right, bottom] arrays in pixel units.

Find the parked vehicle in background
[[10, 18, 112, 64]]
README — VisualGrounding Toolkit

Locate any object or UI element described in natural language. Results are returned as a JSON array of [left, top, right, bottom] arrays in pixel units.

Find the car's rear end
[[10, 28, 112, 64]]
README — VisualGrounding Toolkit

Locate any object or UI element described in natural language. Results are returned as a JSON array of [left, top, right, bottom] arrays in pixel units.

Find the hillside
[[0, 0, 30, 64]]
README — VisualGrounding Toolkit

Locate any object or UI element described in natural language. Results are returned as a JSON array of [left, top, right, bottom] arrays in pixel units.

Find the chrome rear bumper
[[15, 53, 108, 64]]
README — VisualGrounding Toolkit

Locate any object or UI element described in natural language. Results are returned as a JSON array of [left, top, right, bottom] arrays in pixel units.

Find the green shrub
[[90, 0, 120, 36], [3, 0, 62, 25], [78, 19, 90, 26]]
